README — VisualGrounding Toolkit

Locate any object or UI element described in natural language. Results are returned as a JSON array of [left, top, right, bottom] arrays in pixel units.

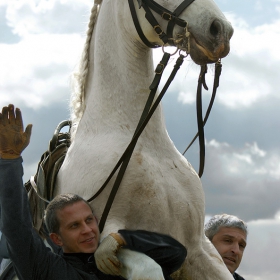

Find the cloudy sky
[[0, 0, 279, 279]]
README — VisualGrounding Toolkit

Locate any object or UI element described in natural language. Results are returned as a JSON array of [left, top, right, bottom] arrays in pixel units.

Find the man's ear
[[49, 233, 63, 247]]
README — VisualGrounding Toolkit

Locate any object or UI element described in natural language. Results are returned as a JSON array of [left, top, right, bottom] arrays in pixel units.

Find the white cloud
[[178, 89, 196, 104], [206, 140, 280, 180], [254, 0, 263, 11], [0, 33, 84, 108], [207, 139, 229, 149], [0, 0, 9, 7], [0, 0, 92, 110], [239, 215, 280, 279], [247, 142, 266, 157], [215, 14, 280, 108], [6, 0, 92, 37]]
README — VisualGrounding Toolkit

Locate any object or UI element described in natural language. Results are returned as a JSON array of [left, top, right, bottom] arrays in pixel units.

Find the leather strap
[[141, 1, 170, 44], [166, 0, 195, 39], [144, 0, 190, 28], [128, 0, 159, 48], [129, 0, 195, 48], [97, 53, 185, 232], [87, 53, 171, 204], [182, 60, 222, 177], [196, 65, 207, 178]]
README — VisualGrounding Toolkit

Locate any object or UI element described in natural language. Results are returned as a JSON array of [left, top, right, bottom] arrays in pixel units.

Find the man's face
[[211, 227, 247, 274], [51, 201, 100, 253]]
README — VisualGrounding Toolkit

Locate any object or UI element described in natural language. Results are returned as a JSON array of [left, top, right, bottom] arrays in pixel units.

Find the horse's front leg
[[118, 249, 165, 280], [99, 222, 164, 279]]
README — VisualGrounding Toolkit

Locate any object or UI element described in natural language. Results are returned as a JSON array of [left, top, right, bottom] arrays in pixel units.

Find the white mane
[[70, 0, 102, 137]]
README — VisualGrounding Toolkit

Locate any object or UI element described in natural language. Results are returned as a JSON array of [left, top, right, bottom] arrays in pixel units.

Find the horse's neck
[[80, 2, 167, 137]]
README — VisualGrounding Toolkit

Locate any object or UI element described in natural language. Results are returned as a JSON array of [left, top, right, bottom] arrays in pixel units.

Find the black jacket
[[233, 272, 245, 280], [0, 158, 186, 279]]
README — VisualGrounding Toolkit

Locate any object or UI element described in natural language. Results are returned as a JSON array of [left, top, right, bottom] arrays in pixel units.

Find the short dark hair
[[204, 214, 248, 241], [44, 193, 93, 234]]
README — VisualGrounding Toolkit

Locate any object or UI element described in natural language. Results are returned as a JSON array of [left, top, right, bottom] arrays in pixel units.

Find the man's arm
[[233, 272, 245, 280], [94, 230, 187, 277], [0, 105, 62, 279], [0, 105, 38, 278], [119, 230, 187, 276]]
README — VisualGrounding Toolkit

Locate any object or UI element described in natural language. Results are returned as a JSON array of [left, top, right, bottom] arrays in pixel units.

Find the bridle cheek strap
[[166, 0, 195, 39], [129, 0, 196, 48], [129, 0, 159, 48]]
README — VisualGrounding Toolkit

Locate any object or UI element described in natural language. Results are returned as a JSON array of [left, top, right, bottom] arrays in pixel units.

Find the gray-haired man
[[205, 214, 247, 280]]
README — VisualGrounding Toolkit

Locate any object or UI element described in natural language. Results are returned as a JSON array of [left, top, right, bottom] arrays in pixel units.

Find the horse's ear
[[137, 0, 143, 8]]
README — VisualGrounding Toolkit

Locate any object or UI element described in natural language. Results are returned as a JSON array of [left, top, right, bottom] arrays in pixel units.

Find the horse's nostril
[[210, 19, 222, 38]]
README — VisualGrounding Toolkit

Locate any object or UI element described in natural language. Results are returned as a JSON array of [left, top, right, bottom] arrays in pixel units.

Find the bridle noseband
[[129, 0, 195, 48]]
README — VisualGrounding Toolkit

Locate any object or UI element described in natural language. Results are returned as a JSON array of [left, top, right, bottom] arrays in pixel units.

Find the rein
[[96, 0, 197, 232], [96, 52, 187, 232], [96, 0, 222, 232], [96, 57, 222, 232]]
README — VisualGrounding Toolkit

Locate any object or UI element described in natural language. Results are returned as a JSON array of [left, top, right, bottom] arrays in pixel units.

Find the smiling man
[[45, 195, 100, 254], [0, 104, 187, 280], [204, 214, 247, 280]]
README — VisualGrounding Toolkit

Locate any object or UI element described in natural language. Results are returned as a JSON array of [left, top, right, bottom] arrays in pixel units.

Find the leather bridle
[[129, 0, 195, 48]]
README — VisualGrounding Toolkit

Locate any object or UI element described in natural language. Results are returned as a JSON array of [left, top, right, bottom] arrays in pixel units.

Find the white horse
[[56, 0, 234, 279]]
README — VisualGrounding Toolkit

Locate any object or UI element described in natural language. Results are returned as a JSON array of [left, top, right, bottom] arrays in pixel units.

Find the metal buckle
[[162, 12, 173, 21], [154, 25, 163, 36], [155, 63, 165, 74]]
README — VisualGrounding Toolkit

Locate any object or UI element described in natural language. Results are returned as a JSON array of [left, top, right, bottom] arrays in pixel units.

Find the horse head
[[131, 0, 233, 64]]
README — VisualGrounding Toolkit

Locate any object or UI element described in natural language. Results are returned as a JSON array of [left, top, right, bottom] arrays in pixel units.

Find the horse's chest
[[92, 153, 204, 235], [58, 140, 204, 235]]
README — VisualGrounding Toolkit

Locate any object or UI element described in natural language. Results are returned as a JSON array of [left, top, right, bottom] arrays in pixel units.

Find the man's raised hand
[[0, 104, 32, 159]]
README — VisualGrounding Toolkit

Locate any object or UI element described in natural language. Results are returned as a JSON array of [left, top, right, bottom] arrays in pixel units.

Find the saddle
[[24, 120, 71, 235]]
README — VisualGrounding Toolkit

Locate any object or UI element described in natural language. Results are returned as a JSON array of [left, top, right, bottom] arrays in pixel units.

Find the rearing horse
[[56, 0, 234, 279]]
